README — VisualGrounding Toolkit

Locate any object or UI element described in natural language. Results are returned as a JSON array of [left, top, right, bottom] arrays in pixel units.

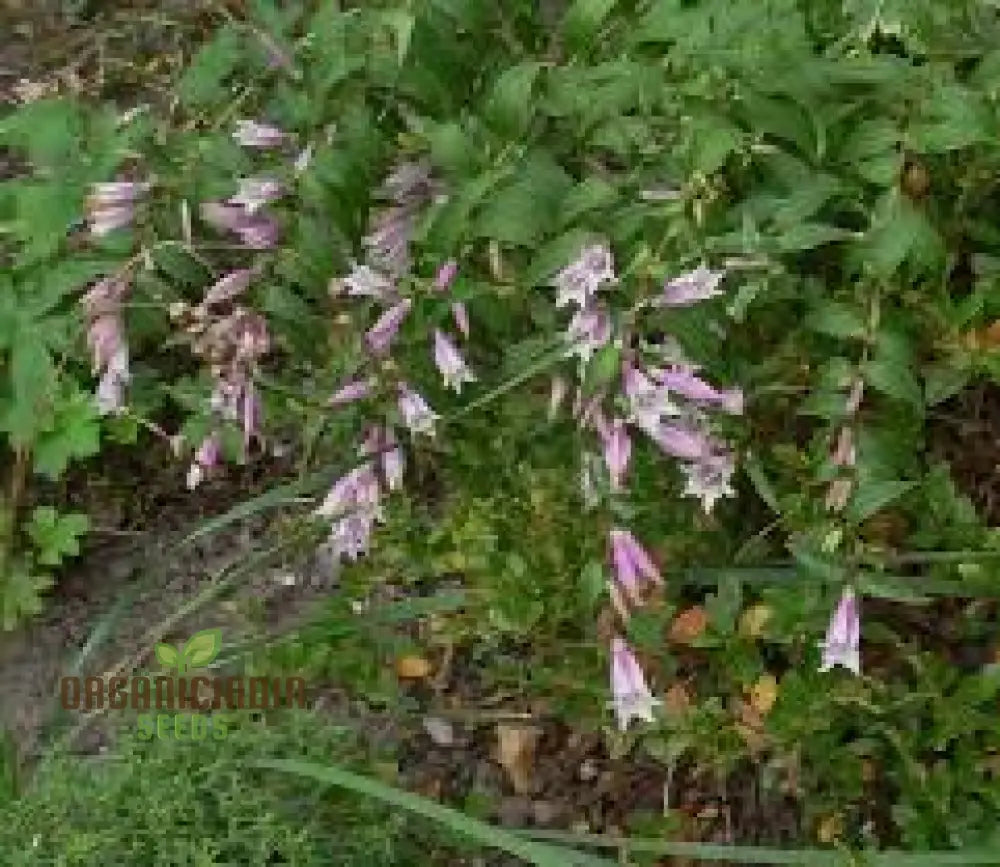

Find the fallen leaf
[[395, 655, 433, 679], [816, 813, 843, 844], [663, 683, 693, 717], [739, 603, 773, 638], [749, 673, 779, 716], [496, 724, 541, 795], [669, 606, 708, 644]]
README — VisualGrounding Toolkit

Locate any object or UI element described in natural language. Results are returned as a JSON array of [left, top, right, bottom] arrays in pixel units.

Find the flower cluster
[[80, 276, 131, 414], [172, 268, 270, 489], [317, 160, 465, 560], [85, 181, 149, 237], [548, 245, 748, 730]]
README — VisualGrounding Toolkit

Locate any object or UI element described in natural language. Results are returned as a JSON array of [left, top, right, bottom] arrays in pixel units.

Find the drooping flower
[[680, 452, 736, 513], [565, 304, 612, 365], [377, 160, 437, 204], [201, 269, 255, 308], [294, 144, 314, 175], [230, 177, 284, 214], [86, 181, 149, 237], [363, 207, 417, 277], [451, 302, 470, 338], [314, 461, 383, 562], [609, 529, 662, 604], [329, 377, 375, 406], [95, 346, 130, 415], [435, 260, 458, 291], [595, 415, 631, 490], [819, 588, 861, 675], [338, 262, 395, 301], [233, 119, 288, 148], [433, 329, 476, 394], [81, 277, 131, 414], [186, 433, 221, 490], [365, 299, 412, 356], [651, 366, 743, 415], [548, 376, 568, 421], [623, 363, 682, 428], [200, 201, 279, 249], [380, 427, 405, 492], [831, 426, 855, 468], [398, 384, 439, 438], [641, 420, 717, 462], [658, 266, 726, 307], [609, 637, 661, 732], [552, 243, 617, 308]]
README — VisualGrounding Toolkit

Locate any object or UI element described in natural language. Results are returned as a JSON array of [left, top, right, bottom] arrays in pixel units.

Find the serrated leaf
[[923, 361, 972, 406], [155, 643, 180, 669], [182, 627, 223, 668], [484, 62, 542, 139], [845, 479, 916, 524], [744, 454, 780, 514], [178, 27, 244, 108], [32, 390, 101, 479], [862, 356, 923, 408]]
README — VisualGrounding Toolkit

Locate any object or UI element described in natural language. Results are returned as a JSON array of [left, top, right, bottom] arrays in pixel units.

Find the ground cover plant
[[4, 0, 1000, 863]]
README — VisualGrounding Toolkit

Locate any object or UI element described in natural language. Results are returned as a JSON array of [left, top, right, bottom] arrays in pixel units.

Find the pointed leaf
[[155, 643, 180, 669]]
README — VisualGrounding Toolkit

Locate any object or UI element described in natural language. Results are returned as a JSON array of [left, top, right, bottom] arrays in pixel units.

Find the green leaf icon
[[181, 628, 222, 669], [155, 643, 180, 670]]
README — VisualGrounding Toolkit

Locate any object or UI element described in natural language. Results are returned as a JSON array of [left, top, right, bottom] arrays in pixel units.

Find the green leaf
[[578, 561, 606, 607], [583, 343, 621, 395], [563, 0, 618, 49], [1, 327, 55, 446], [689, 116, 742, 175], [862, 356, 923, 408], [25, 507, 89, 567], [182, 627, 223, 668], [772, 222, 851, 252], [743, 454, 780, 514], [805, 301, 867, 339], [380, 9, 415, 66], [923, 361, 972, 406], [474, 156, 572, 247], [484, 62, 542, 139], [845, 479, 917, 524], [859, 198, 942, 277], [0, 562, 53, 630], [155, 643, 180, 669], [178, 27, 244, 108], [704, 575, 742, 636], [32, 390, 101, 480]]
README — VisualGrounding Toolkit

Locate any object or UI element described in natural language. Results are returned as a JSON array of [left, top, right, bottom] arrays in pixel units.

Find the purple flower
[[363, 207, 417, 278], [381, 428, 405, 492], [86, 181, 149, 237], [338, 262, 395, 301], [398, 384, 440, 437], [200, 201, 279, 249], [294, 144, 314, 175], [95, 346, 129, 415], [233, 119, 288, 148], [81, 277, 130, 413], [679, 452, 736, 513], [377, 160, 436, 204], [609, 529, 662, 603], [364, 299, 412, 356], [202, 269, 255, 308], [186, 433, 221, 490], [435, 260, 458, 291], [641, 421, 716, 461], [596, 416, 631, 491], [819, 588, 860, 676], [433, 330, 476, 394], [831, 426, 855, 468], [565, 304, 612, 364], [552, 243, 617, 308], [231, 177, 284, 214], [651, 366, 743, 415], [315, 462, 382, 520], [329, 377, 375, 406], [451, 302, 470, 338], [659, 266, 726, 307], [623, 363, 681, 427], [609, 637, 661, 732]]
